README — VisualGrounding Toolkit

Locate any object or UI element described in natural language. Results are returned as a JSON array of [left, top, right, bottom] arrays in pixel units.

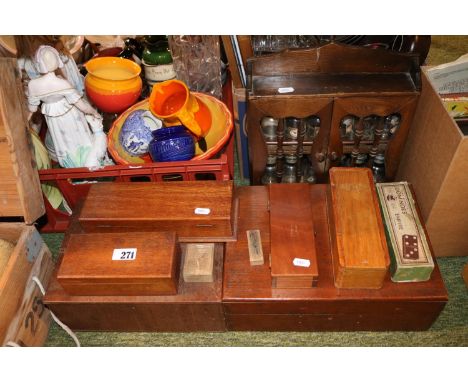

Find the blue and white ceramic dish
[[119, 110, 162, 156]]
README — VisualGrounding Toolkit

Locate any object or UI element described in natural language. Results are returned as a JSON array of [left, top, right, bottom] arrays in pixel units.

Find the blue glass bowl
[[148, 125, 195, 162]]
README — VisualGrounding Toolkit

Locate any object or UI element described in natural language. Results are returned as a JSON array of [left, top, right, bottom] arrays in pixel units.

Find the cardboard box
[[376, 182, 435, 282], [397, 69, 468, 257]]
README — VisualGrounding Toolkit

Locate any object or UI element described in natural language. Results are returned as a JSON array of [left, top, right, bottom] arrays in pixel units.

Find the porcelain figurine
[[27, 45, 108, 170], [15, 35, 85, 97]]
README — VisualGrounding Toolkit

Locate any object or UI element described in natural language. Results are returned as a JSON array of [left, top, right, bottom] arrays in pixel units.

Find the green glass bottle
[[142, 36, 176, 83]]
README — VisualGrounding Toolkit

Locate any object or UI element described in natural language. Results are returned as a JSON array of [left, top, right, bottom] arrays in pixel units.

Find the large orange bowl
[[85, 57, 142, 114], [108, 92, 233, 165]]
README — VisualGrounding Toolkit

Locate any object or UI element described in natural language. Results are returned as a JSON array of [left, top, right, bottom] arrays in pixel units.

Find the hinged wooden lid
[[269, 183, 319, 287], [0, 58, 45, 224], [57, 231, 178, 284]]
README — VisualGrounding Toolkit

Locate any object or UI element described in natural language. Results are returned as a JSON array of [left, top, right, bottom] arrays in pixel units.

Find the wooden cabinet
[[246, 43, 421, 185]]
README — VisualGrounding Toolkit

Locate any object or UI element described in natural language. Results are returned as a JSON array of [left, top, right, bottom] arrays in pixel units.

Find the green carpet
[[42, 233, 468, 347]]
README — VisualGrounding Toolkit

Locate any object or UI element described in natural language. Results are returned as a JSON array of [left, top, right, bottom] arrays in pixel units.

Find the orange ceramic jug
[[149, 79, 211, 137]]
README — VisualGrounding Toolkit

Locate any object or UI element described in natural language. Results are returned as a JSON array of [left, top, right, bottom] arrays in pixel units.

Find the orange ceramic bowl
[[85, 57, 142, 113], [108, 92, 233, 165]]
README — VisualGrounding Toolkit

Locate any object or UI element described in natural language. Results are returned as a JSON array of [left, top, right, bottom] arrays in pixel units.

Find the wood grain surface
[[328, 168, 390, 289], [45, 204, 225, 331], [269, 183, 318, 288], [0, 58, 44, 223], [57, 231, 179, 296], [79, 181, 235, 241], [223, 185, 447, 331], [0, 224, 54, 346], [44, 186, 448, 332]]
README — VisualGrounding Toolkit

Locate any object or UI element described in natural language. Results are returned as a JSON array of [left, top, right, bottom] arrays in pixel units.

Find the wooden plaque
[[328, 168, 390, 289], [78, 181, 235, 242], [57, 231, 180, 296], [269, 183, 318, 288]]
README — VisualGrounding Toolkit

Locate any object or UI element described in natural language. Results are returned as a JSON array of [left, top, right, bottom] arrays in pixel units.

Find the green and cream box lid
[[376, 182, 434, 282]]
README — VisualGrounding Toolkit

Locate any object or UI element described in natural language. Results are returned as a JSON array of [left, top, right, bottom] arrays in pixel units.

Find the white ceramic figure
[[27, 45, 107, 170], [18, 50, 85, 96]]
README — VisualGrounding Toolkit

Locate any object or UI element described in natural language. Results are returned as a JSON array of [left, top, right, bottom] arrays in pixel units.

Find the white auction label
[[278, 87, 295, 94], [112, 248, 137, 261], [194, 207, 211, 215], [293, 258, 310, 267]]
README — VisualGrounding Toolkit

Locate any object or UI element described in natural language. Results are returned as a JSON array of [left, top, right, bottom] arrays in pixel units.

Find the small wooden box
[[376, 182, 434, 282], [79, 181, 236, 242], [57, 231, 180, 296], [269, 183, 318, 288], [328, 168, 390, 289], [182, 243, 215, 283]]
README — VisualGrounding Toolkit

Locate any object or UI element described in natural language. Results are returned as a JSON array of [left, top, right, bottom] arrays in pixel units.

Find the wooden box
[[45, 207, 225, 331], [0, 224, 54, 346], [57, 232, 180, 296], [182, 243, 215, 283], [0, 58, 44, 223], [376, 182, 434, 282], [328, 168, 390, 289], [0, 58, 53, 347], [223, 185, 448, 331], [78, 181, 236, 242], [397, 69, 468, 257], [269, 183, 318, 288]]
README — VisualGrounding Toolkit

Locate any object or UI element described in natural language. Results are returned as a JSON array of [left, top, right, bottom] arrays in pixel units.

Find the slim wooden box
[[269, 183, 318, 288], [57, 232, 180, 296], [79, 181, 236, 242], [328, 168, 390, 289]]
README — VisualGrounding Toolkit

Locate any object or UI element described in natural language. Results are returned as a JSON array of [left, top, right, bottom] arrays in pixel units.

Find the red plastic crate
[[37, 78, 235, 233]]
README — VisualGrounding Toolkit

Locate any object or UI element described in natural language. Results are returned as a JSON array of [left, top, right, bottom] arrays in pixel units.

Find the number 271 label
[[112, 248, 137, 261]]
